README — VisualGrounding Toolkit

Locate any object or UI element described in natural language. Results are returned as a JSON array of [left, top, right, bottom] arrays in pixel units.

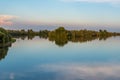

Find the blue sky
[[0, 0, 120, 31]]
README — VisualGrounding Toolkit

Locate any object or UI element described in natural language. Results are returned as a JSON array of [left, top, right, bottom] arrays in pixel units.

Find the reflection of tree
[[39, 30, 49, 39], [49, 27, 68, 47], [0, 43, 10, 61], [48, 27, 99, 46], [20, 36, 27, 40], [48, 27, 119, 46], [98, 29, 112, 41], [28, 35, 35, 40]]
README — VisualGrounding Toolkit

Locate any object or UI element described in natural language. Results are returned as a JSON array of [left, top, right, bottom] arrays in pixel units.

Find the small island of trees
[[0, 26, 120, 47]]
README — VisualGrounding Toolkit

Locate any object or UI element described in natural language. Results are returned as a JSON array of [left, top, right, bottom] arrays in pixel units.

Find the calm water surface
[[0, 36, 120, 80]]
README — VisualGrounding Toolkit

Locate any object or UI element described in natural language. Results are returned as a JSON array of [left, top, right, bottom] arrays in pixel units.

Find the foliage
[[0, 27, 12, 43], [2, 26, 120, 46]]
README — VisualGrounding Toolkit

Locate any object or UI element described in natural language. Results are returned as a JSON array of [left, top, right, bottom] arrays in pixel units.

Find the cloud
[[1, 63, 120, 80], [9, 73, 15, 80], [61, 0, 120, 4], [34, 63, 120, 80], [0, 15, 18, 26]]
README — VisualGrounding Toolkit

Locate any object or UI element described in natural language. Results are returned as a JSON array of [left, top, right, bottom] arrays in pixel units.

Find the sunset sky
[[0, 0, 120, 31]]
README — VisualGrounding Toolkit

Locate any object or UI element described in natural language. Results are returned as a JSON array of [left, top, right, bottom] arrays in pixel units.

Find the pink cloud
[[0, 15, 17, 26]]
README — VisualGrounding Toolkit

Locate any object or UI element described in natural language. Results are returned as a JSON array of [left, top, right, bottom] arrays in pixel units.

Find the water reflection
[[12, 35, 114, 47], [10, 35, 34, 40], [1, 63, 120, 80], [0, 47, 9, 61], [0, 35, 118, 61], [34, 63, 120, 80], [0, 43, 11, 61], [0, 36, 120, 80]]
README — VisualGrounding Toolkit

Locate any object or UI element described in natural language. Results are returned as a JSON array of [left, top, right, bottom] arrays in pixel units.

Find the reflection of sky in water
[[0, 37, 120, 80], [1, 63, 120, 80]]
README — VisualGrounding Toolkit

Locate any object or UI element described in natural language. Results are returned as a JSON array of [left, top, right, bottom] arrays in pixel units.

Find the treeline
[[7, 27, 120, 38], [6, 27, 120, 46], [7, 29, 50, 39], [0, 27, 120, 46], [8, 29, 38, 40]]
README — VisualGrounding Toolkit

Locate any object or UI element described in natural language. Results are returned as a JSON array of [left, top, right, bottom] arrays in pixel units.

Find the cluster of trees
[[39, 30, 49, 39], [49, 27, 68, 46], [8, 29, 38, 36], [48, 27, 120, 46], [0, 27, 12, 61], [8, 29, 39, 40], [0, 27, 16, 45], [1, 27, 120, 46], [0, 28, 11, 43], [8, 29, 50, 39]]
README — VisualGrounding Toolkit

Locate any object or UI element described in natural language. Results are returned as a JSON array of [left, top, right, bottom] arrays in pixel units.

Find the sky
[[0, 0, 120, 31]]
